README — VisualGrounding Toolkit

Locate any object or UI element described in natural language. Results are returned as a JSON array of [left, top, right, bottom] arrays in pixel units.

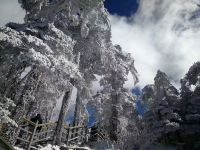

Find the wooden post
[[28, 121, 38, 150], [66, 124, 71, 146], [53, 88, 72, 145], [80, 123, 84, 143], [70, 125, 73, 140], [84, 126, 88, 143], [12, 124, 21, 146], [45, 124, 49, 140], [73, 90, 80, 126], [75, 123, 79, 142]]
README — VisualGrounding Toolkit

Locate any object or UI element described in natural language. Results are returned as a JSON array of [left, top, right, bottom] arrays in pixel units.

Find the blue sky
[[104, 0, 139, 17]]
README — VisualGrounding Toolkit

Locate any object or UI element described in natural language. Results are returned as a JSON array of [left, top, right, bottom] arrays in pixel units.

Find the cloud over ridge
[[110, 0, 200, 88]]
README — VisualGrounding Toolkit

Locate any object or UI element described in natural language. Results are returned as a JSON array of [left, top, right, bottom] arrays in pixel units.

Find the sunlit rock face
[[0, 0, 138, 147], [139, 63, 200, 149]]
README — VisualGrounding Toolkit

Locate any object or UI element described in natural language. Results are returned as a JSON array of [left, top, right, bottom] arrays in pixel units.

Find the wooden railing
[[12, 117, 112, 150], [13, 117, 88, 150], [89, 128, 109, 142], [61, 124, 88, 145], [14, 117, 57, 150]]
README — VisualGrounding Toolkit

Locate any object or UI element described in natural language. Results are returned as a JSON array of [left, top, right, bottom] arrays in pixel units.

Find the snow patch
[[19, 66, 32, 79], [14, 147, 25, 150], [28, 48, 51, 67], [40, 144, 60, 150], [0, 32, 6, 40], [118, 116, 128, 128], [190, 84, 196, 92]]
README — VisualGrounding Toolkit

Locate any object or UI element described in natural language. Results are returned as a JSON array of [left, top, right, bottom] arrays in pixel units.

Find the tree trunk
[[73, 90, 80, 126], [110, 91, 118, 141], [53, 87, 72, 145]]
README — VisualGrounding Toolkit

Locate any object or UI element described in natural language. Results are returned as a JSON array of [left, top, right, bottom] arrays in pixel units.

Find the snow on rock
[[19, 66, 32, 79], [138, 63, 200, 149], [190, 84, 196, 91]]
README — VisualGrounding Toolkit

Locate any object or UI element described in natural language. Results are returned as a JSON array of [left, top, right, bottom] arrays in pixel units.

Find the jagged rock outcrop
[[139, 64, 200, 149], [0, 0, 138, 147], [179, 62, 200, 147], [139, 71, 181, 149], [141, 84, 155, 109]]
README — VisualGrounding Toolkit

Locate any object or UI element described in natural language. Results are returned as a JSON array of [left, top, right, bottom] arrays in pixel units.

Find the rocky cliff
[[139, 62, 200, 149]]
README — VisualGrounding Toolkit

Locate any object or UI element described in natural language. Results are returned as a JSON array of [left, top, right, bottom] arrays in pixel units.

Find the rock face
[[179, 62, 200, 147], [139, 63, 200, 149], [0, 0, 138, 147]]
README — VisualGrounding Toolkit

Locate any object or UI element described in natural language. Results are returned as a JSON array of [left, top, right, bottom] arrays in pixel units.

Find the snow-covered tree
[[0, 0, 138, 147], [0, 95, 17, 126]]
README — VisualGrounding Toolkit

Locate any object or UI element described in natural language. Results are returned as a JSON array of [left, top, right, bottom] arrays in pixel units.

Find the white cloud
[[1, 0, 200, 90], [0, 0, 25, 26], [109, 0, 200, 88]]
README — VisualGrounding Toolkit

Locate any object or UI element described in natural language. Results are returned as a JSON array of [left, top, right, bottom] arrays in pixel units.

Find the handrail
[[22, 117, 57, 127], [21, 117, 84, 129], [98, 131, 108, 139], [37, 122, 57, 127], [16, 137, 30, 143], [21, 117, 36, 126], [92, 132, 105, 140], [34, 129, 54, 136], [63, 125, 85, 129], [89, 128, 109, 141], [32, 137, 52, 144], [14, 117, 89, 149], [18, 127, 33, 134]]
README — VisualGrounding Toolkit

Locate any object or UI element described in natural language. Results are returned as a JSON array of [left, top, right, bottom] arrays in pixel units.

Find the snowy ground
[[15, 144, 91, 150]]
